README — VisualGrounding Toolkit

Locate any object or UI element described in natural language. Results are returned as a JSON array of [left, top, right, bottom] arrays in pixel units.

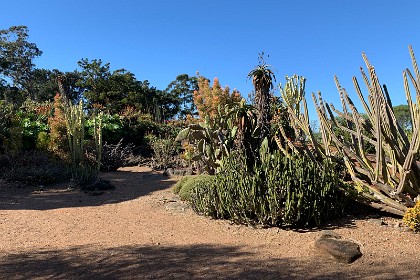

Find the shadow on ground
[[0, 244, 417, 280], [0, 168, 175, 211]]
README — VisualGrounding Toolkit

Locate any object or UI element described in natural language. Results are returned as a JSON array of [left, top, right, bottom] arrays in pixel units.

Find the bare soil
[[0, 166, 419, 280]]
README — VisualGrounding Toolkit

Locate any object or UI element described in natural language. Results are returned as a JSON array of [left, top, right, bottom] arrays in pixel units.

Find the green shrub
[[36, 131, 50, 150], [173, 175, 194, 194], [190, 150, 347, 227], [173, 175, 214, 202], [178, 175, 214, 201]]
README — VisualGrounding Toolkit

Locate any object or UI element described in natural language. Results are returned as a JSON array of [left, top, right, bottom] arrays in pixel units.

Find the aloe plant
[[277, 46, 420, 216], [248, 53, 276, 144]]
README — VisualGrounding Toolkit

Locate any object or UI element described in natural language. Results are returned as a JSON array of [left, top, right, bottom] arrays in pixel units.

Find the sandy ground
[[0, 166, 419, 280]]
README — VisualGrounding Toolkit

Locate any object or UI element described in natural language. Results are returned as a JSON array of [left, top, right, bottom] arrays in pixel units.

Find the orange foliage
[[193, 76, 241, 119], [47, 93, 68, 157]]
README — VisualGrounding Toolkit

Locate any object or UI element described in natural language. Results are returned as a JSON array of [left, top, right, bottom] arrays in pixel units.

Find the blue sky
[[2, 0, 420, 120]]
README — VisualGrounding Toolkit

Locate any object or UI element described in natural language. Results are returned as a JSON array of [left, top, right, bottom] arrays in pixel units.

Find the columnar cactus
[[277, 46, 420, 216]]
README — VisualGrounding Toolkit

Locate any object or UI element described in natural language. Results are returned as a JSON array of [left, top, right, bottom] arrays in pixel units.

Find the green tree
[[165, 74, 198, 118], [393, 104, 412, 133], [0, 26, 42, 95], [24, 69, 83, 102], [77, 58, 178, 120], [77, 58, 139, 113]]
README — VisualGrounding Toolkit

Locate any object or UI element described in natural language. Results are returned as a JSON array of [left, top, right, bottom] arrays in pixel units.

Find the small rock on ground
[[314, 231, 362, 264]]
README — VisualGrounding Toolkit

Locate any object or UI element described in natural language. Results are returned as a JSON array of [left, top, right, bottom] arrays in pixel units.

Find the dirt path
[[1, 166, 419, 279]]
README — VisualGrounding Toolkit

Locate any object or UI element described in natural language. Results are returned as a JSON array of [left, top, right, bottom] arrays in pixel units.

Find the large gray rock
[[314, 231, 362, 263]]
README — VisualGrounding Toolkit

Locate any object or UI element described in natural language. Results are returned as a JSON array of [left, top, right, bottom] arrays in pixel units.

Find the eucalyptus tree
[[0, 26, 42, 96], [165, 74, 198, 118]]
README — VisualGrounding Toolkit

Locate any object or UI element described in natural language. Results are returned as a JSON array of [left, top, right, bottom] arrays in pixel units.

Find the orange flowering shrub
[[193, 76, 241, 120], [48, 93, 68, 157]]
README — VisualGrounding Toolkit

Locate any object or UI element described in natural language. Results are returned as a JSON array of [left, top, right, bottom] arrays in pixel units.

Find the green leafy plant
[[176, 101, 257, 174]]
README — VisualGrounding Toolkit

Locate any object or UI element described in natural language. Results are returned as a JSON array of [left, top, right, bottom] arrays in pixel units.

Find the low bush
[[0, 150, 71, 185], [100, 140, 136, 171], [190, 150, 348, 227], [178, 175, 214, 201], [173, 175, 215, 202], [403, 200, 420, 232], [173, 175, 194, 194], [149, 137, 180, 170]]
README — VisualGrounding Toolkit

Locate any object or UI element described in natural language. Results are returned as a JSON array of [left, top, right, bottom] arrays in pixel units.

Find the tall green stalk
[[61, 98, 85, 171]]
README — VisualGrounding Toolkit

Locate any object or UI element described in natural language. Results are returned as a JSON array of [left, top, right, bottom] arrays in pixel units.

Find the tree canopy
[[0, 26, 42, 93]]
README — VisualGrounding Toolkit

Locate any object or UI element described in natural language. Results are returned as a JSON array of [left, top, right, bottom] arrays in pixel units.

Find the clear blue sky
[[2, 0, 420, 120]]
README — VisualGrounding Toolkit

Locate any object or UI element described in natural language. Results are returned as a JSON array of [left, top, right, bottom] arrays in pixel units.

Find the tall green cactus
[[93, 111, 103, 172], [277, 46, 420, 216], [61, 98, 85, 170]]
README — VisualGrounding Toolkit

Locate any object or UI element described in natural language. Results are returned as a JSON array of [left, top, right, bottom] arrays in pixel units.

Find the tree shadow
[[0, 244, 417, 280], [0, 167, 176, 211]]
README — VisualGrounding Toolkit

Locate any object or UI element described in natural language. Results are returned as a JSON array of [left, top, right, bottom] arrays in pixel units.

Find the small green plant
[[173, 175, 194, 194], [403, 200, 420, 232], [177, 175, 213, 201]]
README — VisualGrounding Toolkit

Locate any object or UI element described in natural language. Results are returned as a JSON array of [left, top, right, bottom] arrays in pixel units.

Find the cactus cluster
[[175, 103, 246, 174], [277, 46, 420, 216], [189, 140, 346, 227], [58, 78, 103, 184], [61, 98, 85, 170]]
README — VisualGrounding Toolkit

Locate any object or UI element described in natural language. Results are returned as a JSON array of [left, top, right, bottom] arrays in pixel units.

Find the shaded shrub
[[100, 140, 136, 171], [190, 151, 347, 227], [0, 150, 71, 185], [0, 101, 22, 154], [149, 136, 180, 170], [80, 178, 115, 192]]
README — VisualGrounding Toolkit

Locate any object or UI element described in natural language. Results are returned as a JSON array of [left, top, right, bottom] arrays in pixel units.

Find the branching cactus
[[93, 111, 103, 172], [61, 98, 85, 170], [278, 46, 420, 216]]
